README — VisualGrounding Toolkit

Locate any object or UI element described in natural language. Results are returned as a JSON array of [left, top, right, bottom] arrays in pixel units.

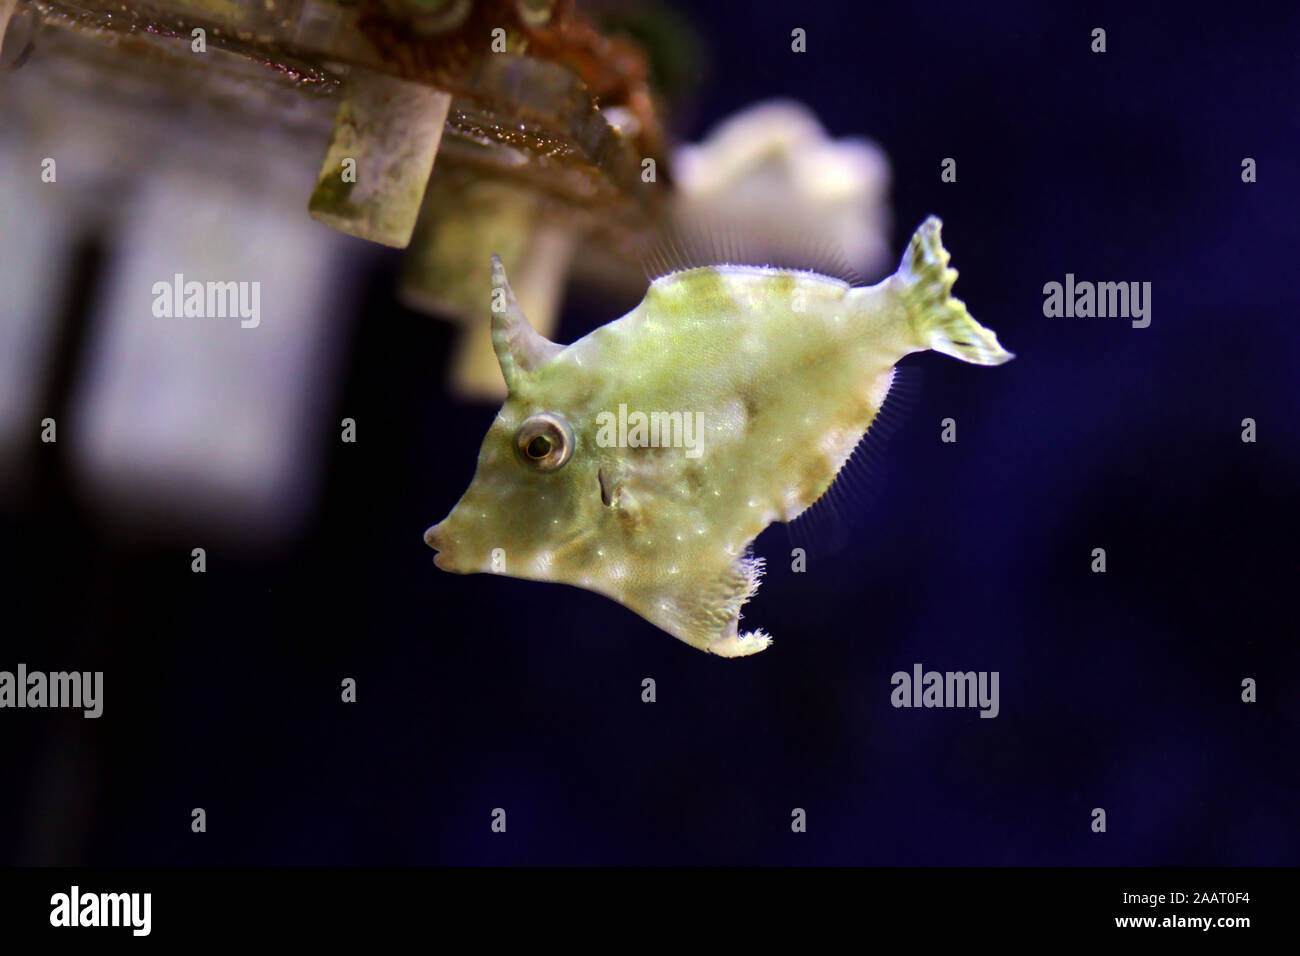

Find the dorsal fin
[[627, 209, 868, 287]]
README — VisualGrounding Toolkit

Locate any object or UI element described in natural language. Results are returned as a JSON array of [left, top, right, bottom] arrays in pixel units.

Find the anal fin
[[787, 364, 917, 554]]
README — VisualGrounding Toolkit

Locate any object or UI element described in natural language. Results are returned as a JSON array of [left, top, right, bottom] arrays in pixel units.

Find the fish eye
[[514, 412, 573, 472]]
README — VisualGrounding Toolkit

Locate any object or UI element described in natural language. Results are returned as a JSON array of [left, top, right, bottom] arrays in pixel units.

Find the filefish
[[424, 217, 1012, 657]]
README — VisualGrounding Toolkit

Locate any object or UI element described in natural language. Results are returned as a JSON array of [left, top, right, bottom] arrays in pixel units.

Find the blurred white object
[[673, 99, 892, 277], [69, 165, 357, 543], [0, 148, 69, 484], [0, 26, 361, 542]]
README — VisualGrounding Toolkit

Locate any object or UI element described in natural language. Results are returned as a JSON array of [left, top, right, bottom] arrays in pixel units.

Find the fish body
[[425, 217, 1012, 656]]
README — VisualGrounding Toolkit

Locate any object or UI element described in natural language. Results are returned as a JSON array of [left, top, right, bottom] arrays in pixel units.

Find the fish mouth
[[424, 523, 450, 569]]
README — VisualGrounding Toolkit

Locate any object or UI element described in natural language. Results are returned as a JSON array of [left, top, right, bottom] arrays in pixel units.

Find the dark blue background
[[2, 0, 1297, 865]]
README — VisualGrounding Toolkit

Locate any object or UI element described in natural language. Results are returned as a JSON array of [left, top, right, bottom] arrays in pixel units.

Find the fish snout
[[424, 522, 452, 569], [423, 522, 444, 550], [426, 513, 476, 571]]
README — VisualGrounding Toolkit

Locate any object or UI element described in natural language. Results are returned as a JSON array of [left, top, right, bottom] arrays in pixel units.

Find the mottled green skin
[[426, 218, 1012, 656]]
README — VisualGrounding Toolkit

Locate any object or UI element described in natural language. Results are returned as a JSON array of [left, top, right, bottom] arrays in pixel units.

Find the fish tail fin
[[897, 217, 1013, 366]]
